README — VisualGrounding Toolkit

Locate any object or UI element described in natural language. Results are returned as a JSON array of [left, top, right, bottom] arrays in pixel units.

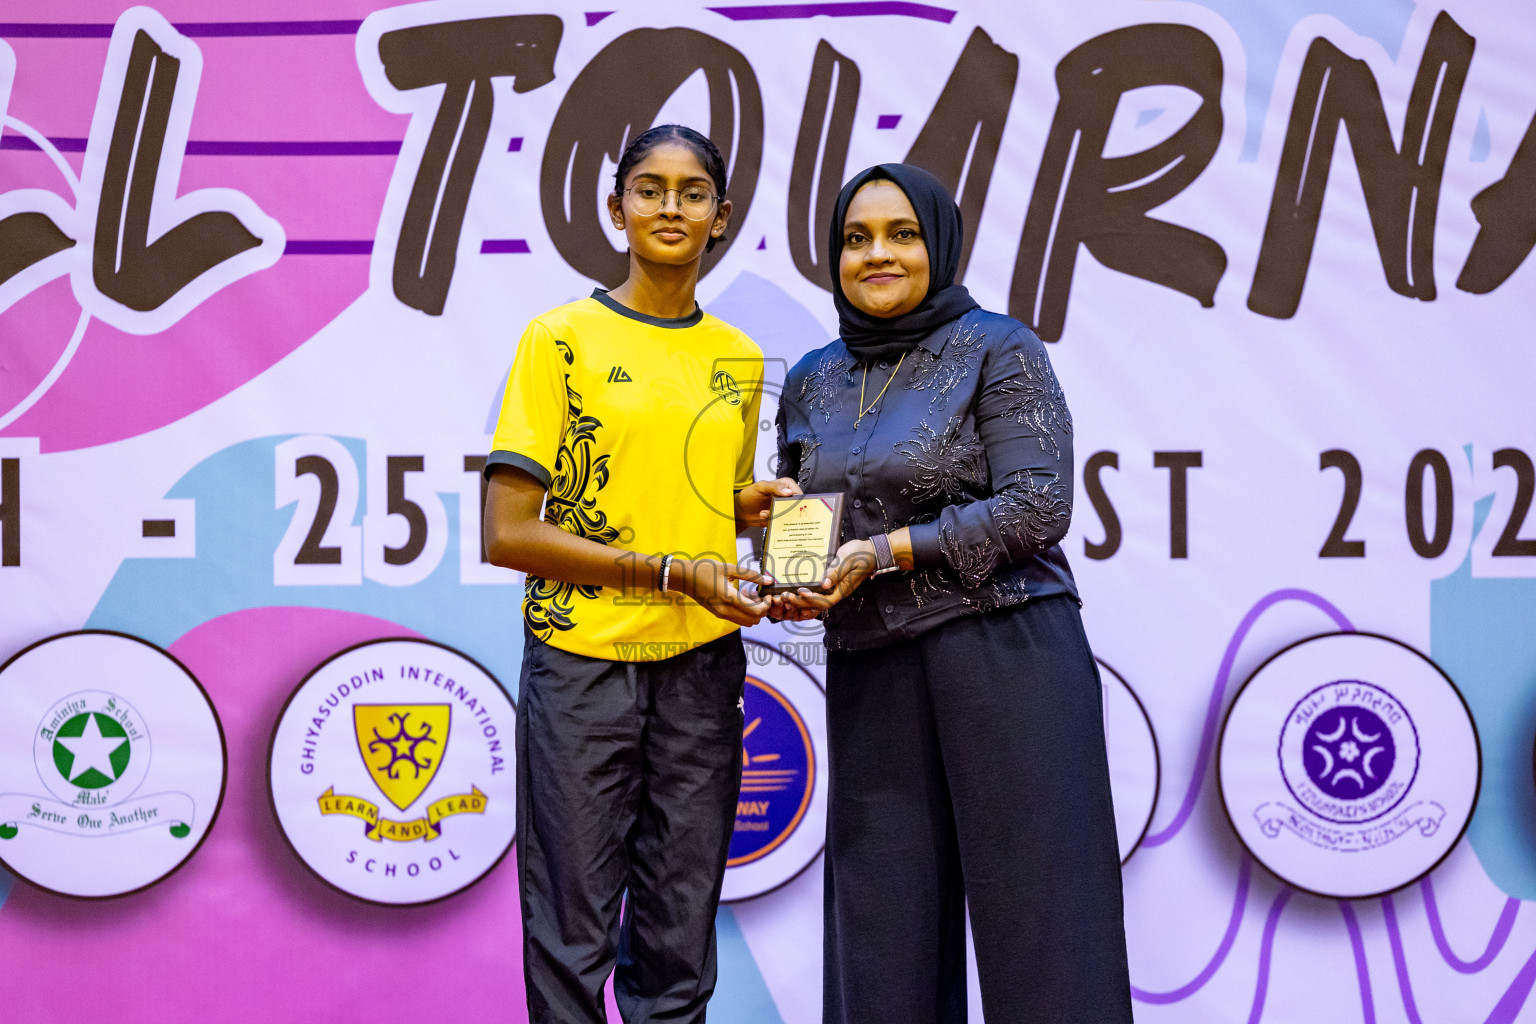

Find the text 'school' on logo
[[721, 641, 829, 902], [0, 632, 226, 898], [269, 638, 516, 906], [1218, 632, 1479, 899]]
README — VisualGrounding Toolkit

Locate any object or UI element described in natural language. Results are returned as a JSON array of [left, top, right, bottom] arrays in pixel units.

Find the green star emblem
[[52, 712, 131, 788]]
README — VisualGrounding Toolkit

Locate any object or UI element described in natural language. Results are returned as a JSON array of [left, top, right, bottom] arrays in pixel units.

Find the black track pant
[[824, 597, 1134, 1024], [516, 630, 745, 1024]]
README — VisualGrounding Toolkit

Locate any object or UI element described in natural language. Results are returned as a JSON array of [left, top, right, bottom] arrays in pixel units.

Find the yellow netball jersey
[[488, 290, 763, 661]]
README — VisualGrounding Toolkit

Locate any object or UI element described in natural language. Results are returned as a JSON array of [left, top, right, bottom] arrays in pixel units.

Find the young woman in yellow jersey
[[483, 125, 798, 1024]]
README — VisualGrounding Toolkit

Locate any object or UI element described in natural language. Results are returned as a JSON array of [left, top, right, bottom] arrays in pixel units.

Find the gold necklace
[[853, 351, 906, 430]]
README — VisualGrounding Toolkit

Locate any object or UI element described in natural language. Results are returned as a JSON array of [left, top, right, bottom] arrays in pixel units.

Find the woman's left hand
[[768, 538, 877, 619]]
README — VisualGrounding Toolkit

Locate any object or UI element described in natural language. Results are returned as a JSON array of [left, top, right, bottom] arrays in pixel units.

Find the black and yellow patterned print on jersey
[[524, 355, 621, 640]]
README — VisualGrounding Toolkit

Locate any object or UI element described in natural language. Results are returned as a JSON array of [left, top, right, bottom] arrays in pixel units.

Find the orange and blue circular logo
[[721, 639, 827, 901], [730, 674, 815, 867]]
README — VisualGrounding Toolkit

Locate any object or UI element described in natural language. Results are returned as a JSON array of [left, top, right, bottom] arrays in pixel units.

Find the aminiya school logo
[[269, 638, 517, 905], [0, 632, 225, 897], [1219, 632, 1479, 899], [35, 691, 152, 821]]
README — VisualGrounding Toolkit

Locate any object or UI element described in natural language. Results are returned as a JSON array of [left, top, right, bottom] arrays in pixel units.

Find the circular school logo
[[268, 639, 516, 905], [1279, 683, 1417, 824], [37, 692, 151, 806], [1219, 632, 1479, 898], [1099, 660, 1160, 864], [721, 639, 827, 902], [0, 631, 226, 898]]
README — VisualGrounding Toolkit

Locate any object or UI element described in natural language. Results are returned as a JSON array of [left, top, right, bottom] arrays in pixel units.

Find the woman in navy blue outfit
[[770, 164, 1133, 1024]]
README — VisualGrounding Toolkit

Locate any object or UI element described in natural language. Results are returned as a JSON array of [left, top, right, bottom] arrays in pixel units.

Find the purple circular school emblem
[[1302, 706, 1396, 800], [1278, 680, 1419, 826], [1220, 632, 1480, 899]]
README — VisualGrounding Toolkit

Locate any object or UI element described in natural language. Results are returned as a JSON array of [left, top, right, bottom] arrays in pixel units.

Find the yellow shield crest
[[353, 704, 450, 811]]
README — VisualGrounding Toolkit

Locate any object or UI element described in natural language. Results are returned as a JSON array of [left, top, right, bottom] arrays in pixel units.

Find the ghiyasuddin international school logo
[[721, 640, 828, 902], [0, 632, 226, 898], [1219, 632, 1479, 899], [317, 704, 485, 843], [269, 639, 516, 905]]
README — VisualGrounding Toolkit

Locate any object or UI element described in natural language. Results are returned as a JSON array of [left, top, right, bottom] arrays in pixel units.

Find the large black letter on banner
[[541, 29, 763, 288], [904, 29, 1018, 283], [380, 16, 562, 316], [789, 29, 1016, 293], [0, 214, 73, 290], [788, 41, 860, 290], [95, 30, 259, 311], [1010, 24, 1226, 342], [1, 458, 17, 567], [1458, 112, 1536, 294], [1249, 13, 1473, 318]]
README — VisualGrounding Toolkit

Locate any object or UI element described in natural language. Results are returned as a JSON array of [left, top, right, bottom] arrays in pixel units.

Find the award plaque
[[762, 493, 844, 593]]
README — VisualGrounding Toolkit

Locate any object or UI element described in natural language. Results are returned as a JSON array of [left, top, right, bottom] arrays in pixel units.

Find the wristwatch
[[870, 533, 900, 575]]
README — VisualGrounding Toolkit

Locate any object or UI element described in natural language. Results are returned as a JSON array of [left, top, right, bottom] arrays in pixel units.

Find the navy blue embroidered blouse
[[775, 307, 1080, 651]]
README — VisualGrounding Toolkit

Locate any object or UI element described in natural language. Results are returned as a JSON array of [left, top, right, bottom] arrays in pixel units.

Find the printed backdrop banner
[[1, 0, 1534, 1021]]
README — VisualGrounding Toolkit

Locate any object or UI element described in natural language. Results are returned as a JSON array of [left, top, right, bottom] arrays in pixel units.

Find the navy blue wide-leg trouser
[[825, 596, 1134, 1024], [516, 630, 746, 1024]]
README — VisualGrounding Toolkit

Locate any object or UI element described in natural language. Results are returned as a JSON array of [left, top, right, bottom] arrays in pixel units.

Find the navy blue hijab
[[829, 163, 979, 362]]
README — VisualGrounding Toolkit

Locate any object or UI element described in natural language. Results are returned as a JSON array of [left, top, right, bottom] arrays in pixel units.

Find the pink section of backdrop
[[0, 606, 532, 1023], [1, 12, 399, 451]]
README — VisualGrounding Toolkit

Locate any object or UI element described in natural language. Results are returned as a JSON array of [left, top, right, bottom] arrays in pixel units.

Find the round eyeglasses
[[623, 184, 720, 220]]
